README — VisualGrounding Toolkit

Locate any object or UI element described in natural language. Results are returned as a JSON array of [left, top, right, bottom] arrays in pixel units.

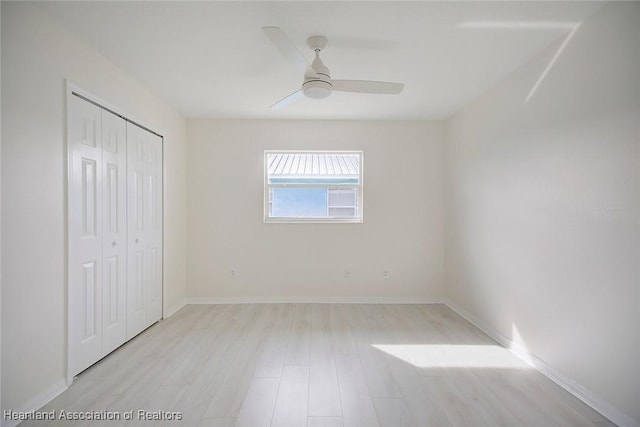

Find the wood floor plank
[[204, 304, 276, 418], [254, 304, 296, 378], [499, 370, 601, 426], [424, 374, 500, 427], [335, 352, 380, 427], [271, 365, 310, 427], [106, 329, 208, 412], [163, 381, 217, 426], [382, 309, 453, 426], [401, 382, 454, 427], [191, 304, 261, 387], [308, 304, 342, 417], [476, 370, 565, 426], [372, 398, 416, 427], [191, 304, 229, 330], [308, 417, 345, 427], [284, 303, 312, 366], [446, 370, 521, 427], [197, 419, 236, 427], [234, 377, 280, 427], [329, 304, 358, 355], [353, 305, 403, 398], [142, 384, 185, 412], [163, 306, 229, 385], [516, 370, 609, 423]]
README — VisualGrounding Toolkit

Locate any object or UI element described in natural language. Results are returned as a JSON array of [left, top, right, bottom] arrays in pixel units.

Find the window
[[265, 151, 363, 223]]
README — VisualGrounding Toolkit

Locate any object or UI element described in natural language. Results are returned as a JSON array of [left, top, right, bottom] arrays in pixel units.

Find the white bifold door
[[126, 122, 163, 340], [68, 94, 162, 377]]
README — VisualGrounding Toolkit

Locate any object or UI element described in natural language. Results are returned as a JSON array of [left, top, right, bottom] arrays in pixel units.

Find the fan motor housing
[[303, 77, 332, 99]]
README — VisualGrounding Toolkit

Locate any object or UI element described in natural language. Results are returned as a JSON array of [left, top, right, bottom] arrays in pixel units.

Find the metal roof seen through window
[[267, 153, 360, 178]]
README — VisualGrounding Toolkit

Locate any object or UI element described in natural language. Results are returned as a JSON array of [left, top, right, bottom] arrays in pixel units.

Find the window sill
[[264, 217, 363, 224]]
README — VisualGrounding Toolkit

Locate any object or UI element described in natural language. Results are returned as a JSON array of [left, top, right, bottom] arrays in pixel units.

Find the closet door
[[69, 96, 103, 375], [101, 110, 128, 354], [127, 123, 163, 339], [69, 92, 164, 376], [145, 131, 163, 324]]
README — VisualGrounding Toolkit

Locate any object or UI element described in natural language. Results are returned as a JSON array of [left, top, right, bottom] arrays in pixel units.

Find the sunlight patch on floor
[[372, 344, 532, 369]]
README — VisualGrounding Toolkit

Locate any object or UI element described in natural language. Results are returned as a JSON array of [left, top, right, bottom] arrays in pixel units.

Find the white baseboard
[[163, 298, 186, 319], [2, 379, 67, 427], [186, 296, 447, 305], [444, 298, 640, 427]]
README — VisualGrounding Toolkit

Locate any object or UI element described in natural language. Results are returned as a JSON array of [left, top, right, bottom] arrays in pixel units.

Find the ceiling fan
[[262, 26, 405, 109]]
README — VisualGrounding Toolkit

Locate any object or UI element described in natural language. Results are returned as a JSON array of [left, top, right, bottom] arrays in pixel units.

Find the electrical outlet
[[344, 269, 351, 278], [230, 269, 236, 279], [383, 270, 390, 279]]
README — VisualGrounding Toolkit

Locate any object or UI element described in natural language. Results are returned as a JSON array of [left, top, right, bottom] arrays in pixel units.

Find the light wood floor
[[30, 304, 614, 427]]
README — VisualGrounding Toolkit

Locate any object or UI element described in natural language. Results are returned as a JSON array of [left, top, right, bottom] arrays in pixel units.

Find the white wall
[[0, 2, 3, 416], [187, 119, 444, 301], [445, 2, 639, 426], [1, 2, 187, 414]]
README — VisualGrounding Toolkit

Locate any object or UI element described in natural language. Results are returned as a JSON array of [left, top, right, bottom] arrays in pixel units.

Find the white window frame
[[264, 150, 364, 223]]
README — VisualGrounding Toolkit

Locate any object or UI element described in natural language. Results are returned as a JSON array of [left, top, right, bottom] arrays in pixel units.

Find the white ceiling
[[35, 1, 604, 120]]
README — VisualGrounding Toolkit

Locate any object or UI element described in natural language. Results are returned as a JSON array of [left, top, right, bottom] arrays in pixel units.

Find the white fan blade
[[263, 26, 311, 75], [332, 80, 404, 94], [270, 89, 304, 110]]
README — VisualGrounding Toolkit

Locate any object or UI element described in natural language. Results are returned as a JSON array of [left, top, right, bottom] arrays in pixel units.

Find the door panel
[[101, 109, 127, 355], [81, 261, 98, 341], [127, 123, 163, 339], [127, 125, 147, 338], [104, 163, 118, 233], [104, 256, 119, 325], [134, 251, 144, 311], [147, 245, 162, 322], [81, 158, 98, 237], [133, 171, 144, 230], [69, 95, 103, 376], [145, 135, 163, 323]]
